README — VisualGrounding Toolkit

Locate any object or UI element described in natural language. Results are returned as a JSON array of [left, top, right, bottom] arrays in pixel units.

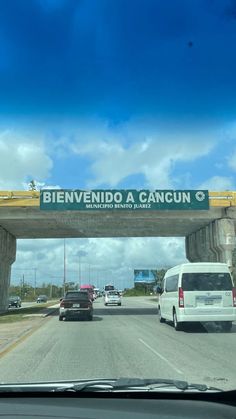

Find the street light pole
[[34, 268, 37, 297], [79, 256, 81, 285], [78, 250, 87, 287], [22, 274, 25, 299], [63, 239, 66, 296]]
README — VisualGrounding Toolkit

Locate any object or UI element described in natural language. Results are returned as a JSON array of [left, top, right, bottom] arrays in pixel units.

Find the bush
[[123, 288, 147, 297]]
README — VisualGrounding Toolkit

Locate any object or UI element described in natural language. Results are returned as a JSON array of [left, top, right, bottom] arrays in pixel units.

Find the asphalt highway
[[0, 296, 235, 391]]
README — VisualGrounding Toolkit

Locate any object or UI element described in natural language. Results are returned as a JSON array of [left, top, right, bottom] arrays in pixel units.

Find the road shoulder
[[0, 304, 58, 357]]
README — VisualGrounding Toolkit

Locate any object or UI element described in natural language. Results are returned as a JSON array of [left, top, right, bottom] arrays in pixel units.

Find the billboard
[[134, 270, 156, 284]]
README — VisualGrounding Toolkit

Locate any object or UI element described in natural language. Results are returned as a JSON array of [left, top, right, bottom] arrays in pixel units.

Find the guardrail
[[0, 191, 39, 207], [0, 191, 236, 207], [208, 191, 236, 207]]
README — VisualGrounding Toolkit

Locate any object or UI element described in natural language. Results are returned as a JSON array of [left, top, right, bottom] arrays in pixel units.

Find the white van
[[158, 263, 236, 331]]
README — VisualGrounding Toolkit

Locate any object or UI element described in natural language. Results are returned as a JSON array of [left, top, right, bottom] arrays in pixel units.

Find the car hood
[[0, 378, 223, 393]]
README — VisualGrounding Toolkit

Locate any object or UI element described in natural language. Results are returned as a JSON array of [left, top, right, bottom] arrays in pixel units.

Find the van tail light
[[60, 300, 65, 307], [232, 288, 236, 307], [179, 287, 184, 308]]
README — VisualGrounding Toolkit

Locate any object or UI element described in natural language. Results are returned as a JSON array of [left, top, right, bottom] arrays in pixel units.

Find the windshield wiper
[[53, 378, 222, 393]]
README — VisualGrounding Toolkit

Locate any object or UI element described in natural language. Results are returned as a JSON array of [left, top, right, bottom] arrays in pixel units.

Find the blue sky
[[1, 0, 236, 121], [0, 0, 236, 287], [0, 0, 236, 190]]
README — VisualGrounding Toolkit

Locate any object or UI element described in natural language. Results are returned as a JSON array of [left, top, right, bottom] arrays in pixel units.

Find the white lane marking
[[139, 301, 158, 307], [124, 299, 158, 307], [138, 338, 183, 375]]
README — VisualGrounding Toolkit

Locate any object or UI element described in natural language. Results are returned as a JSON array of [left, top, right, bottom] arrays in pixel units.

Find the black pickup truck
[[59, 291, 93, 321]]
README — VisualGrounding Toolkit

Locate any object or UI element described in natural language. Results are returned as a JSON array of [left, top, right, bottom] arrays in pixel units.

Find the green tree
[[155, 269, 168, 286], [28, 180, 37, 191]]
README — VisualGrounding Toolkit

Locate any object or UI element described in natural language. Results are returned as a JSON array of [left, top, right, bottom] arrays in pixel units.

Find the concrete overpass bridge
[[0, 190, 236, 312]]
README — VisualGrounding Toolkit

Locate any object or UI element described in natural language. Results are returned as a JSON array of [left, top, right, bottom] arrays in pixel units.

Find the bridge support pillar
[[0, 227, 16, 313], [186, 218, 235, 270]]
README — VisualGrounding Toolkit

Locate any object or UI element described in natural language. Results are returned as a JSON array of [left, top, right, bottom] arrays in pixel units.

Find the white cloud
[[12, 237, 187, 289], [199, 176, 235, 191], [0, 130, 53, 190], [228, 150, 236, 172], [223, 122, 236, 172], [70, 122, 215, 188], [40, 185, 61, 190], [22, 181, 61, 191]]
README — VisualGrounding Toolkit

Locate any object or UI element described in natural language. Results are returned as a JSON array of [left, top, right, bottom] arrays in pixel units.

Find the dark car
[[36, 295, 48, 303], [59, 291, 93, 321], [8, 296, 21, 308]]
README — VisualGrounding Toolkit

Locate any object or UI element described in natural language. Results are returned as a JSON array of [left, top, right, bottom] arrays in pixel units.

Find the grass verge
[[123, 290, 153, 297], [0, 303, 57, 323]]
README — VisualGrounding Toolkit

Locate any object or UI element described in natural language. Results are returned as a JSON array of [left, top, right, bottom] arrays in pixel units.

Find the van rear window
[[182, 273, 232, 291]]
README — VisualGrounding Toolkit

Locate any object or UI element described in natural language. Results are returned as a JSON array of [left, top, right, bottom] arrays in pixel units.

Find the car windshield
[[0, 0, 236, 395]]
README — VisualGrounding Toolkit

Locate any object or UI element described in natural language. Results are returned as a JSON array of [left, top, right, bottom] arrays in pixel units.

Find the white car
[[104, 291, 121, 306], [158, 262, 236, 332]]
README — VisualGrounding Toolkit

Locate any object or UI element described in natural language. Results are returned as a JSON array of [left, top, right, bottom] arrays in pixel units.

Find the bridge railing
[[209, 191, 236, 207], [0, 191, 236, 207], [0, 191, 39, 206]]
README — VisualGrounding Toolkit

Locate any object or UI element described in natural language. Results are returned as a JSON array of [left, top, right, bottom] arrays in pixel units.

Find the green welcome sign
[[40, 189, 209, 210]]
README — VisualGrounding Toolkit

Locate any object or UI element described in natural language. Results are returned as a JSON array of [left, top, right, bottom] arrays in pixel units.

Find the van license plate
[[205, 299, 214, 305], [73, 304, 80, 308]]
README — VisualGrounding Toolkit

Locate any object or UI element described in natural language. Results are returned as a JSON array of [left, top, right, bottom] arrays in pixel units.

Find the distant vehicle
[[8, 296, 21, 308], [158, 263, 236, 332], [36, 295, 48, 303], [59, 290, 93, 321], [104, 284, 115, 292], [94, 288, 102, 297], [104, 290, 121, 306], [92, 290, 97, 300], [80, 284, 94, 301]]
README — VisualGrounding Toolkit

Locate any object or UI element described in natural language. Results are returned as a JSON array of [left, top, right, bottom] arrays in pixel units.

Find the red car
[[80, 285, 94, 301]]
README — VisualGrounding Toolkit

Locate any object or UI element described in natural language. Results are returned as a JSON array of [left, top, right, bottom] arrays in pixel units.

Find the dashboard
[[0, 393, 235, 419]]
